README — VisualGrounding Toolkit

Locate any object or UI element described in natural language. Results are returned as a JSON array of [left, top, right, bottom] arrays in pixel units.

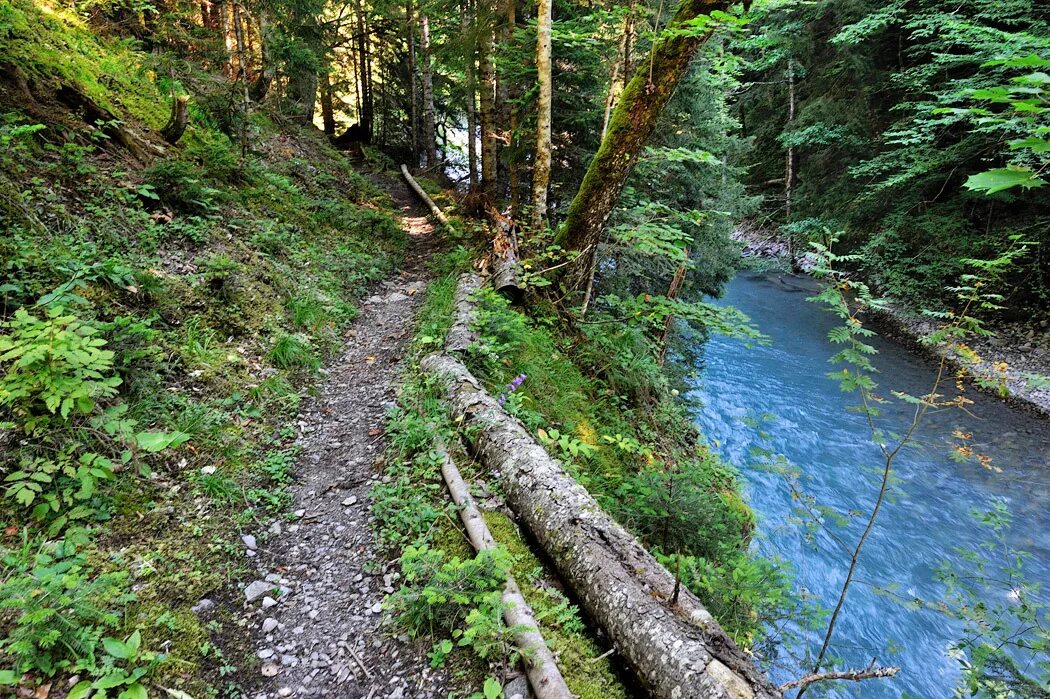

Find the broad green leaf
[[964, 168, 1047, 195]]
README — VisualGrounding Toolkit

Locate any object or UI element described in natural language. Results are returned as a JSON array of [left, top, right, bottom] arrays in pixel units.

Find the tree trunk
[[422, 345, 776, 699], [462, 0, 479, 190], [232, 2, 251, 159], [355, 0, 373, 141], [248, 10, 275, 102], [320, 72, 336, 136], [784, 58, 798, 272], [161, 94, 189, 144], [505, 0, 521, 217], [478, 20, 498, 199], [554, 0, 727, 290], [657, 253, 688, 364], [530, 0, 552, 231], [407, 0, 419, 165], [420, 11, 438, 167], [601, 2, 635, 140]]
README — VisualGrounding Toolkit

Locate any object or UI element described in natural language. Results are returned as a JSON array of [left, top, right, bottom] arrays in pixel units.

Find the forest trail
[[245, 177, 445, 699]]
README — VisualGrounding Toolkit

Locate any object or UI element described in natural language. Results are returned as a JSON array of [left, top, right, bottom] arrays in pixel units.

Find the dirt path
[[245, 177, 445, 699]]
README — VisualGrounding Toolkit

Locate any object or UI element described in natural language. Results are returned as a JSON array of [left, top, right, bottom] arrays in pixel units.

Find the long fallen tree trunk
[[400, 163, 450, 226], [421, 352, 777, 699], [437, 440, 572, 699]]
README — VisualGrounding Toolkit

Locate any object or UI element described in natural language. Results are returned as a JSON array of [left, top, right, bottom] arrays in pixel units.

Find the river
[[689, 270, 1050, 697]]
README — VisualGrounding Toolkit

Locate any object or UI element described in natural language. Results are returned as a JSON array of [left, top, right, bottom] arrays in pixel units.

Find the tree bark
[[232, 2, 250, 158], [784, 58, 798, 272], [400, 164, 450, 226], [407, 0, 419, 165], [530, 0, 553, 231], [462, 0, 479, 191], [554, 0, 727, 290], [437, 441, 572, 699], [420, 11, 438, 167], [320, 71, 337, 136], [422, 349, 776, 699], [446, 273, 483, 353], [600, 1, 635, 140], [161, 94, 189, 144], [248, 10, 275, 102], [478, 18, 498, 199]]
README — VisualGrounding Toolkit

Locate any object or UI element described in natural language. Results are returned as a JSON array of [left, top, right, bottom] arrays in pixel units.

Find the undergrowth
[[0, 2, 404, 694]]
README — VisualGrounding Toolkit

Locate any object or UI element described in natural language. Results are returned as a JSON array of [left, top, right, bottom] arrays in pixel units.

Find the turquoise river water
[[689, 270, 1050, 698]]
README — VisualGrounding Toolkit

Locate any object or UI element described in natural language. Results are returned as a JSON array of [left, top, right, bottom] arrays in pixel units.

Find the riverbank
[[731, 224, 1050, 419]]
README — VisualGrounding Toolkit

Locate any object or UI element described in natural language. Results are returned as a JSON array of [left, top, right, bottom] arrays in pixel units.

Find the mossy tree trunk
[[554, 0, 727, 290]]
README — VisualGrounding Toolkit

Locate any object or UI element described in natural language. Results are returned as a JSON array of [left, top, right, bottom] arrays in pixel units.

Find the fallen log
[[437, 439, 572, 699], [55, 84, 164, 161], [484, 206, 522, 301], [400, 163, 450, 226], [447, 273, 483, 354], [421, 353, 777, 699]]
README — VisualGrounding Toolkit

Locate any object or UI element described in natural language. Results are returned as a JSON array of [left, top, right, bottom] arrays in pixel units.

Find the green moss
[[483, 512, 630, 699]]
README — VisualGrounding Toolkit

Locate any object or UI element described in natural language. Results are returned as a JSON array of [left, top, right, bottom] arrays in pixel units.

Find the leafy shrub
[[143, 159, 219, 215], [0, 307, 188, 530], [0, 533, 134, 678], [198, 253, 242, 300], [390, 545, 512, 659]]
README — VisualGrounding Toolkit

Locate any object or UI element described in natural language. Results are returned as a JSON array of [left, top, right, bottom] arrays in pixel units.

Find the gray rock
[[262, 596, 278, 608], [262, 618, 279, 633], [245, 580, 272, 602], [258, 649, 275, 659], [191, 598, 215, 615]]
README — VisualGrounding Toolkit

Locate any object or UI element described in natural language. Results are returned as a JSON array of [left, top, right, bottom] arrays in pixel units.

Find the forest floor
[[244, 177, 447, 699], [733, 223, 1050, 418]]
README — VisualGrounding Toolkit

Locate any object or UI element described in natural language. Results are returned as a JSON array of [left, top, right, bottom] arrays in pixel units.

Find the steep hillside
[[0, 3, 407, 694]]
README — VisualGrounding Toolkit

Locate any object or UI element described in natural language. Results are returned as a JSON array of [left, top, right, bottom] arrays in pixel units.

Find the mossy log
[[446, 273, 483, 354], [437, 440, 572, 699], [421, 353, 776, 699], [554, 0, 728, 290], [55, 84, 164, 161]]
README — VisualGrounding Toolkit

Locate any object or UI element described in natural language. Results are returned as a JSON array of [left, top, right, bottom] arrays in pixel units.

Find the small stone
[[262, 596, 278, 608], [258, 649, 275, 659], [294, 509, 306, 518], [262, 618, 279, 633], [278, 689, 292, 697], [242, 534, 257, 550], [260, 663, 279, 677], [341, 496, 357, 507], [191, 598, 215, 615], [370, 602, 383, 614], [269, 521, 283, 535], [244, 580, 271, 602]]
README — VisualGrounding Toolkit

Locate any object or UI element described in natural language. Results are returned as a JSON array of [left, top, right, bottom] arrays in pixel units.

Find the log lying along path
[[421, 277, 779, 699], [437, 440, 572, 699]]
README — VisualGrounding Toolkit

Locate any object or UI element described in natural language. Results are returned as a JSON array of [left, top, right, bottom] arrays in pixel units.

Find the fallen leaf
[[368, 428, 382, 437]]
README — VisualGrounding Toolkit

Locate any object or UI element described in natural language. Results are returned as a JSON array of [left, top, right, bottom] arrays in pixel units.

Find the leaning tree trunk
[[422, 353, 776, 699], [529, 0, 553, 232], [554, 0, 727, 290]]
